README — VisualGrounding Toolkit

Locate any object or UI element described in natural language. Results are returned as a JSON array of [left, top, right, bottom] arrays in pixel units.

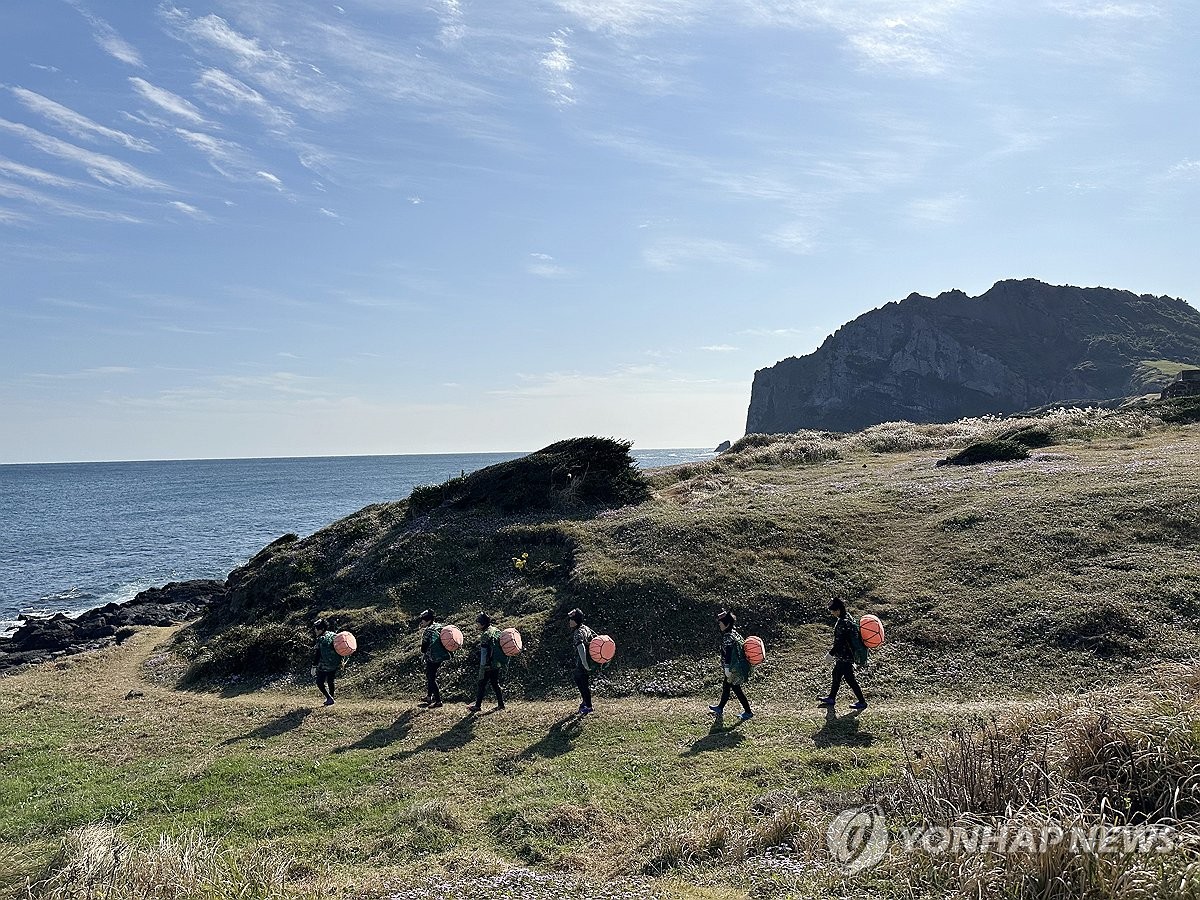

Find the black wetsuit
[[572, 625, 595, 707], [828, 614, 865, 704], [716, 629, 751, 714]]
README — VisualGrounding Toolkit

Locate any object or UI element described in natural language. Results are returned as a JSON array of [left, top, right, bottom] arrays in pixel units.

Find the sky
[[1, 1, 1197, 463]]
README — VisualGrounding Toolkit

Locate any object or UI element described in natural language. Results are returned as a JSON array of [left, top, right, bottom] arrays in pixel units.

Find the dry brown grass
[[19, 825, 310, 900]]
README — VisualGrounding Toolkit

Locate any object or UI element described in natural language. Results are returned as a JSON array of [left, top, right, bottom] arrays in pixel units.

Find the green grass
[[4, 410, 1200, 898], [0, 632, 925, 897]]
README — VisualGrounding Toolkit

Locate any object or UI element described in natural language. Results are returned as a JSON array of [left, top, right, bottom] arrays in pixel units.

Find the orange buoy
[[440, 625, 463, 652], [743, 635, 766, 666], [589, 634, 616, 664], [332, 631, 357, 657], [859, 614, 885, 649], [500, 627, 523, 657]]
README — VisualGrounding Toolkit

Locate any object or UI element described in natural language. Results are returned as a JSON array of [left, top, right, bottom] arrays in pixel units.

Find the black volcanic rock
[[0, 579, 227, 674], [747, 279, 1200, 434]]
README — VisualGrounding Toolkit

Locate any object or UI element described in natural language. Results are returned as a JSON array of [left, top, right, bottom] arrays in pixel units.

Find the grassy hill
[[2, 405, 1198, 899], [177, 404, 1199, 703]]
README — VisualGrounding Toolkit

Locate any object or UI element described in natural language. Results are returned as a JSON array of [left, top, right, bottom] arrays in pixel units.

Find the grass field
[[2, 409, 1198, 898]]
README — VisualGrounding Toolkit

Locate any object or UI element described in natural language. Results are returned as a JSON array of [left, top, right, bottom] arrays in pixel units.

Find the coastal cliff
[[747, 279, 1200, 434]]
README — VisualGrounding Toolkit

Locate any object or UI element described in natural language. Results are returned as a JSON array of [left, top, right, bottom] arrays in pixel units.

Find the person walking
[[709, 610, 754, 721], [417, 609, 449, 708], [466, 613, 505, 713], [817, 598, 868, 711], [310, 619, 344, 706], [567, 608, 596, 716]]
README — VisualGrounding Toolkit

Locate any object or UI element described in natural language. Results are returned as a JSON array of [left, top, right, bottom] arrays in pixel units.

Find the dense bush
[[937, 439, 1030, 466], [407, 437, 650, 517]]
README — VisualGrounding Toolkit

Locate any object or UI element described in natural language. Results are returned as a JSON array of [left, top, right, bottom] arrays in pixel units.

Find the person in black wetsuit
[[709, 609, 754, 722], [310, 619, 343, 706], [466, 613, 505, 713], [417, 609, 448, 708], [567, 608, 595, 716], [818, 598, 868, 711]]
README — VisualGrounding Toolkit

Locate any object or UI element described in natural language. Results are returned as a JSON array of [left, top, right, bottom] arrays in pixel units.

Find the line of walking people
[[311, 598, 870, 714]]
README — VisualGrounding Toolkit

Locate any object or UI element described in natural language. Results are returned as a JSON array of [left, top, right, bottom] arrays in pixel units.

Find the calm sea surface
[[0, 449, 712, 634]]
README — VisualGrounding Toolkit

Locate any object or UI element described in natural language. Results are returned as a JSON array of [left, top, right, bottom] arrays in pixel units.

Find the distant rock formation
[[747, 279, 1200, 434], [714, 440, 731, 453]]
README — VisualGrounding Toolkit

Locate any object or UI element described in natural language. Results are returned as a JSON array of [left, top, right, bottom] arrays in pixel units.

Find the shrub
[[937, 440, 1031, 467], [406, 437, 650, 518]]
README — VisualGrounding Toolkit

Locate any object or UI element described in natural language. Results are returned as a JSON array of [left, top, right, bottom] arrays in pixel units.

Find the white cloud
[[129, 78, 207, 124], [256, 170, 283, 188], [527, 251, 571, 277], [195, 68, 294, 129], [437, 0, 466, 45], [169, 200, 212, 221], [699, 344, 739, 352], [0, 155, 87, 189], [644, 237, 761, 271], [1165, 159, 1200, 180], [907, 191, 966, 225], [553, 0, 710, 34], [319, 207, 340, 219], [540, 30, 577, 106], [766, 221, 819, 254], [9, 87, 156, 153], [740, 327, 811, 337], [0, 118, 167, 190], [0, 179, 143, 222], [0, 207, 30, 225], [175, 130, 263, 182], [64, 0, 145, 67], [159, 6, 345, 115]]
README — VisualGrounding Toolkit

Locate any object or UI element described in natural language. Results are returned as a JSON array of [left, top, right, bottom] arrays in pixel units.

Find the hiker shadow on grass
[[514, 715, 585, 764], [389, 712, 479, 761], [334, 709, 418, 754], [223, 708, 312, 745], [682, 717, 748, 756], [813, 707, 874, 748]]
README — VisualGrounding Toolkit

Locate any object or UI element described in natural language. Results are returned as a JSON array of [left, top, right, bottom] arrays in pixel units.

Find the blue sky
[[1, 1, 1196, 463]]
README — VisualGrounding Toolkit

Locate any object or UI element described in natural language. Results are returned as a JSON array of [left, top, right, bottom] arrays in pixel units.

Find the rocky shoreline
[[0, 579, 227, 675]]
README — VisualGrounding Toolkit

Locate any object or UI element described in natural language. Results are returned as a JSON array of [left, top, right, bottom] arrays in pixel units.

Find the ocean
[[0, 449, 712, 635]]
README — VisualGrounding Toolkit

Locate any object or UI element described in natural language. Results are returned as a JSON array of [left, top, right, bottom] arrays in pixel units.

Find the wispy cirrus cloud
[[159, 5, 345, 115], [9, 88, 156, 152], [175, 129, 260, 181], [64, 0, 144, 67], [908, 191, 966, 225], [0, 179, 143, 223], [644, 236, 761, 271], [129, 77, 207, 125], [0, 118, 167, 190], [168, 200, 212, 221], [0, 155, 89, 189], [540, 30, 577, 106], [195, 68, 294, 129], [553, 0, 711, 34], [698, 344, 738, 352], [527, 252, 571, 277]]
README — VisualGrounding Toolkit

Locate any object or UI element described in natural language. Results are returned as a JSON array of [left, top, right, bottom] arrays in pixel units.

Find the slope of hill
[[170, 404, 1200, 704], [746, 279, 1200, 434]]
